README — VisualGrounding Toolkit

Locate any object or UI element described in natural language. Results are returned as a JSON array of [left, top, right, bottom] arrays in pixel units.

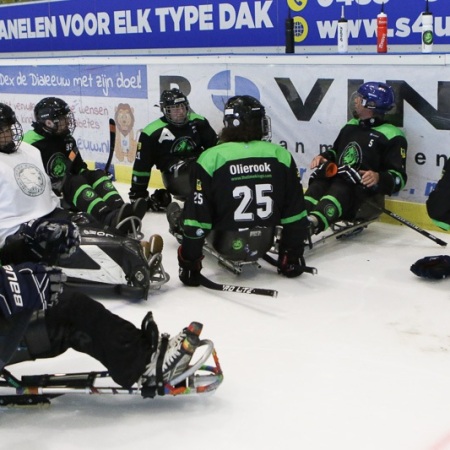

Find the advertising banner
[[0, 56, 448, 206], [0, 0, 448, 54]]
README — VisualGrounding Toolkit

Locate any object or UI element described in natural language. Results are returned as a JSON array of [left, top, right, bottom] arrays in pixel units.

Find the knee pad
[[315, 196, 343, 225]]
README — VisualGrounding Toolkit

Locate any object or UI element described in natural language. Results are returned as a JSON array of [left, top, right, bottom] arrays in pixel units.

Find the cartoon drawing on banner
[[114, 103, 138, 163]]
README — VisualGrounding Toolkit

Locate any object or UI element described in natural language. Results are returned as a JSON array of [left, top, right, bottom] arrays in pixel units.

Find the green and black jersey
[[23, 130, 86, 192], [321, 117, 408, 195], [129, 113, 217, 200], [182, 140, 309, 260], [427, 157, 450, 231]]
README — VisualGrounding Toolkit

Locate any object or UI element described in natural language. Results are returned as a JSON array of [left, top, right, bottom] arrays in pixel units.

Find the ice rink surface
[[2, 184, 450, 450]]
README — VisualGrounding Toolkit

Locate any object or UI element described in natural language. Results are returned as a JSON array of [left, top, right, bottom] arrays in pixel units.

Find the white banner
[[0, 54, 449, 205]]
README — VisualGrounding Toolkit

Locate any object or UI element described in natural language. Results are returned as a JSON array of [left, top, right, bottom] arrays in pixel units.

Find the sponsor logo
[[229, 162, 271, 175]]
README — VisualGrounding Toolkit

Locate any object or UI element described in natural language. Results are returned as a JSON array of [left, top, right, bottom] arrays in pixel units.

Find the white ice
[[2, 183, 450, 450]]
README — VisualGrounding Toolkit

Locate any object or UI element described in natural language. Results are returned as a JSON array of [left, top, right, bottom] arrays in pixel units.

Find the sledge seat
[[206, 227, 275, 262]]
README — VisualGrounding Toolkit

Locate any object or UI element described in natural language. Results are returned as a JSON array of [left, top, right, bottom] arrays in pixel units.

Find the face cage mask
[[261, 115, 272, 141], [349, 91, 392, 118], [0, 121, 23, 154], [163, 104, 189, 126], [45, 111, 76, 136]]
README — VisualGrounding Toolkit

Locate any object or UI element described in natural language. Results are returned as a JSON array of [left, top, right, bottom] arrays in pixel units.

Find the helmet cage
[[261, 115, 272, 141], [0, 104, 23, 154], [160, 89, 190, 126], [34, 98, 76, 136]]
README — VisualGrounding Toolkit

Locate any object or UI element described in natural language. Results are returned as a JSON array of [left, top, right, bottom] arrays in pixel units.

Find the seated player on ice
[[305, 81, 408, 234], [166, 95, 310, 285], [129, 88, 218, 211], [411, 157, 450, 280]]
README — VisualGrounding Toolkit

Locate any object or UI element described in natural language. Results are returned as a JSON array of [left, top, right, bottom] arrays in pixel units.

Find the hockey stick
[[199, 274, 278, 298], [369, 202, 447, 247], [105, 118, 116, 175]]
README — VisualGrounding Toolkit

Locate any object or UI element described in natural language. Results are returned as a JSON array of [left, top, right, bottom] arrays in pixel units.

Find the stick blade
[[109, 118, 116, 135]]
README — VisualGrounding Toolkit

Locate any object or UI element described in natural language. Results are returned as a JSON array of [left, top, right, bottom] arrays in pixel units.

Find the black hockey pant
[[2, 290, 153, 388]]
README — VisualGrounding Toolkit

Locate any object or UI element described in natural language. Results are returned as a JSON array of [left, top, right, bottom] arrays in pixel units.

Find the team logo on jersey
[[339, 142, 362, 169], [171, 137, 196, 155], [14, 163, 46, 197], [47, 152, 68, 179]]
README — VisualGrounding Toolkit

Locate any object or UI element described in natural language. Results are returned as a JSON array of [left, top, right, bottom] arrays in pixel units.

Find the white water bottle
[[421, 0, 433, 53], [337, 6, 348, 53]]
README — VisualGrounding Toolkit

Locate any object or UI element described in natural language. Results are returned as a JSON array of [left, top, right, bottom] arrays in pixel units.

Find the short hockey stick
[[199, 274, 278, 298], [369, 203, 447, 247], [105, 118, 116, 175]]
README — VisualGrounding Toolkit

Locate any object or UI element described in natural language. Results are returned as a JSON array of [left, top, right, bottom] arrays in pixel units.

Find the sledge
[[0, 339, 223, 406], [58, 215, 170, 300]]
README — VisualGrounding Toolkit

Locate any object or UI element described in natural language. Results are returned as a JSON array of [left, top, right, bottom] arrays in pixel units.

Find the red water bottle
[[377, 2, 388, 53]]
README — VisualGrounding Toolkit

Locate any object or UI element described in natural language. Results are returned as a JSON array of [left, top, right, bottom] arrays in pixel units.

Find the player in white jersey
[[0, 103, 78, 265], [0, 140, 60, 246]]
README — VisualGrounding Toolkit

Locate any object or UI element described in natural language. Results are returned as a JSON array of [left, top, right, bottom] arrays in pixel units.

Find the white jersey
[[0, 141, 60, 246]]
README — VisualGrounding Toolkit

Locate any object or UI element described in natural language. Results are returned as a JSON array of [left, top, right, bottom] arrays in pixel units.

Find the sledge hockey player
[[305, 81, 408, 234], [0, 103, 168, 298], [23, 97, 146, 234], [410, 157, 450, 280], [0, 261, 210, 398], [426, 156, 450, 232], [129, 88, 218, 211], [171, 95, 310, 286], [0, 102, 80, 262]]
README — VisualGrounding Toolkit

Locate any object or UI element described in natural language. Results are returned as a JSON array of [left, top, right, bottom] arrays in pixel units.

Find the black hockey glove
[[0, 263, 66, 318], [177, 246, 204, 287], [309, 161, 338, 181], [21, 217, 80, 265], [278, 248, 306, 278], [146, 189, 172, 212], [337, 165, 362, 185], [410, 255, 450, 280]]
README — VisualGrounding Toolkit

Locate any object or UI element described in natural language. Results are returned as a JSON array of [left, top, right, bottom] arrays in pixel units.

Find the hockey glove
[[0, 263, 66, 318], [337, 165, 362, 185], [177, 246, 204, 287], [21, 217, 80, 264], [309, 161, 338, 181], [410, 255, 450, 280], [146, 189, 172, 212], [278, 249, 306, 278]]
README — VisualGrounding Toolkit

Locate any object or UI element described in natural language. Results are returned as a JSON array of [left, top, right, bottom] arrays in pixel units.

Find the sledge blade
[[0, 393, 61, 407]]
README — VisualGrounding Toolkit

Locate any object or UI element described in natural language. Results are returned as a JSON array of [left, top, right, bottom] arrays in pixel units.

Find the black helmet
[[0, 103, 23, 154], [33, 97, 75, 136], [223, 95, 271, 140], [159, 88, 190, 126]]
